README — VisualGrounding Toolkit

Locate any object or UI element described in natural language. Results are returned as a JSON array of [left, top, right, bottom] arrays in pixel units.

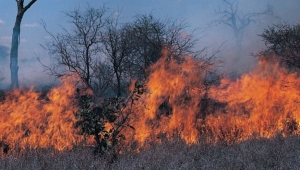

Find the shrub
[[74, 81, 150, 155]]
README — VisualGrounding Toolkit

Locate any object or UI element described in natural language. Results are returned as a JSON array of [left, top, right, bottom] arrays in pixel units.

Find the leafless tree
[[42, 6, 111, 95], [10, 0, 37, 89], [102, 20, 133, 97], [42, 7, 210, 98], [213, 0, 273, 57]]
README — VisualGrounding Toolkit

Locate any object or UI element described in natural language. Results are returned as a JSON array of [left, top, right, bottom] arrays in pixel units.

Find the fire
[[130, 53, 300, 146], [206, 60, 300, 143], [0, 51, 299, 153], [131, 51, 208, 145], [0, 75, 85, 151]]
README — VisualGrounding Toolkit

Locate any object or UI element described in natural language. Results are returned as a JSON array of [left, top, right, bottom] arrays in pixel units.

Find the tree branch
[[22, 0, 37, 13]]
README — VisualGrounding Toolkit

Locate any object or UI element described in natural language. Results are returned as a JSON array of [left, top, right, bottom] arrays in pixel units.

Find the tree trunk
[[10, 0, 37, 89], [233, 29, 243, 59], [10, 15, 23, 89], [235, 37, 242, 57]]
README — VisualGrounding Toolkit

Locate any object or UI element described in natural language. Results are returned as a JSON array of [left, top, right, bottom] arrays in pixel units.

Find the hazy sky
[[0, 0, 300, 87]]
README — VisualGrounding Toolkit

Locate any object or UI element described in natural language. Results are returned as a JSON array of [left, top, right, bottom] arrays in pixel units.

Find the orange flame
[[0, 75, 84, 151], [130, 53, 300, 146], [207, 60, 300, 143], [131, 51, 207, 145], [0, 52, 299, 152]]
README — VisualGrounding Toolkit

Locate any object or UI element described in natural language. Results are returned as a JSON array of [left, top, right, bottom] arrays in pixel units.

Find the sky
[[0, 0, 300, 87]]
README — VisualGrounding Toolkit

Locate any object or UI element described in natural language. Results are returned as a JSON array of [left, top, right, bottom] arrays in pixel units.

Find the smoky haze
[[0, 45, 9, 88], [198, 0, 300, 76], [0, 0, 300, 89], [0, 45, 9, 61]]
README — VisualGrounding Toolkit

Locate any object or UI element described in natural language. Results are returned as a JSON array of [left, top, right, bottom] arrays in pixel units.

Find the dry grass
[[0, 135, 299, 170]]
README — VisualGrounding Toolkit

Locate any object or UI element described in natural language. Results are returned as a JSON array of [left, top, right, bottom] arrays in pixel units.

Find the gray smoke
[[0, 44, 9, 63]]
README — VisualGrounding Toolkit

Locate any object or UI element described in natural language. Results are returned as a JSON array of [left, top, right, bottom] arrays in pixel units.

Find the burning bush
[[74, 81, 151, 155]]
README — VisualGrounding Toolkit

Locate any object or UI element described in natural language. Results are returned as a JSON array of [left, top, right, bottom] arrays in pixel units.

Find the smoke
[[0, 44, 56, 89], [0, 44, 9, 89], [196, 0, 300, 77], [0, 44, 9, 62]]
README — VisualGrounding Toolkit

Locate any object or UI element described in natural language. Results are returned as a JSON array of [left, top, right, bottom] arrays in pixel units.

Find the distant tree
[[213, 0, 273, 57], [10, 0, 37, 89], [42, 6, 111, 96], [260, 23, 300, 71]]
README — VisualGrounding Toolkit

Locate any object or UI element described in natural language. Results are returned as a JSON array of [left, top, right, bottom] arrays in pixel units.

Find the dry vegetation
[[1, 5, 300, 170], [0, 134, 299, 170]]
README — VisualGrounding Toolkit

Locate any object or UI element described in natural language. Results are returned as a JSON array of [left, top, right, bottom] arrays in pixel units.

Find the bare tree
[[102, 21, 133, 97], [213, 0, 273, 57], [43, 8, 205, 98], [43, 6, 110, 95], [10, 0, 37, 89]]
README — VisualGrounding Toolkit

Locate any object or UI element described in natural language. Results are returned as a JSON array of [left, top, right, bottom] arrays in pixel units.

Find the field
[[1, 135, 299, 170]]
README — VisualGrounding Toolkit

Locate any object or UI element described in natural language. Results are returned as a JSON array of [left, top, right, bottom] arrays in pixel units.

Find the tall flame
[[131, 51, 208, 145]]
